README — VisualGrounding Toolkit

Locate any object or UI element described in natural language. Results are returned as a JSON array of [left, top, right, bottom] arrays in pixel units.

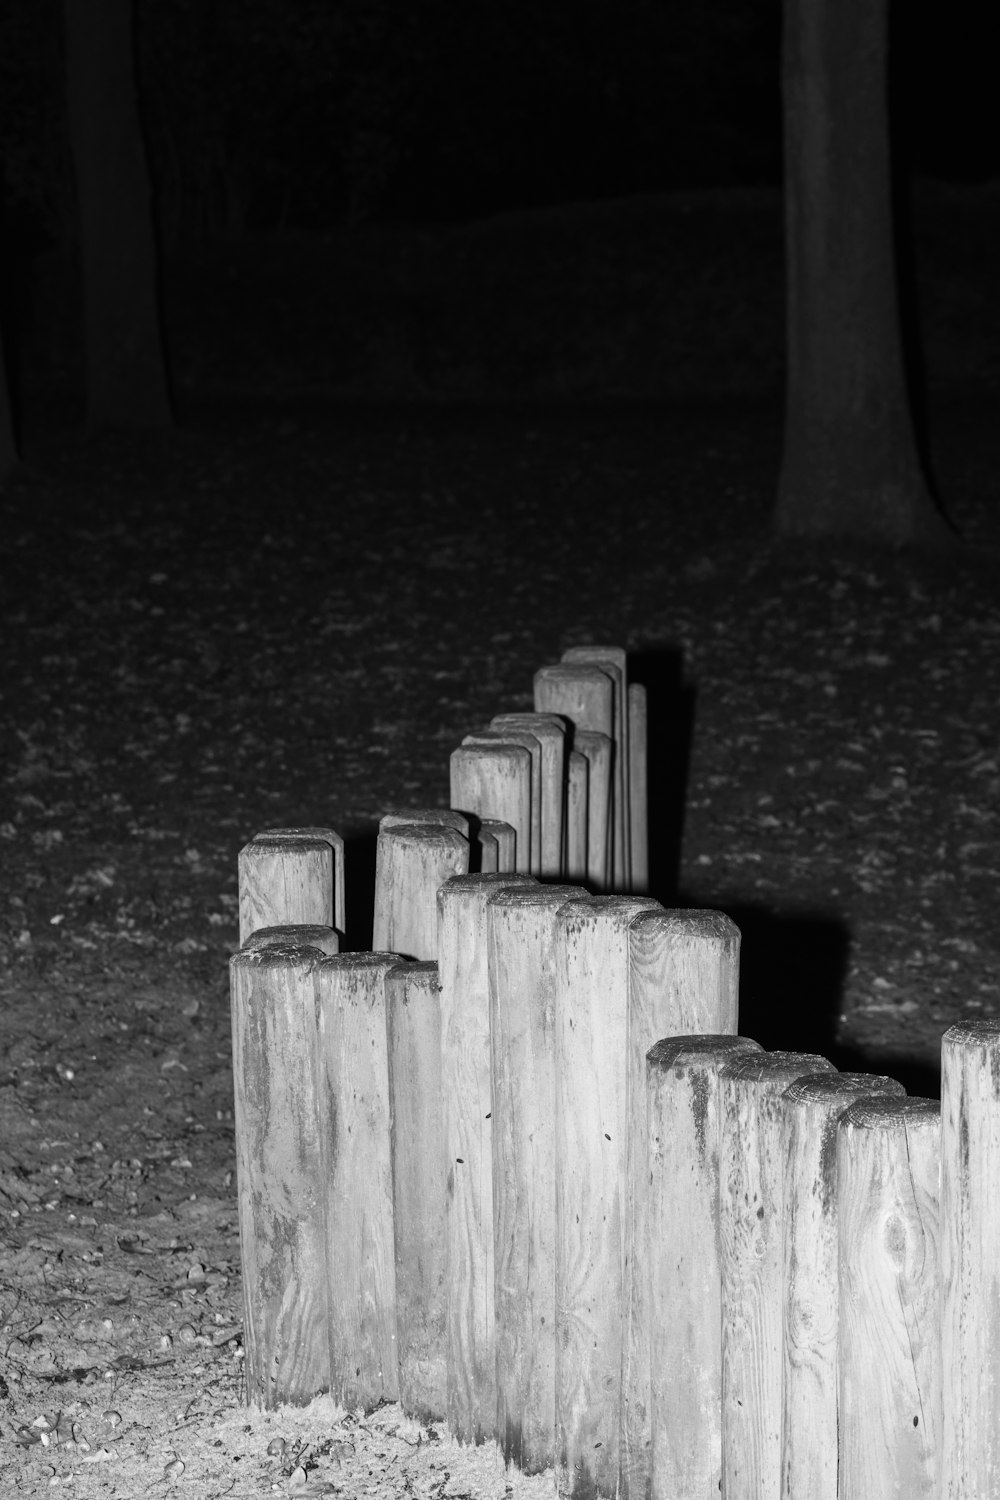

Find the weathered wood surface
[[241, 923, 340, 956], [463, 728, 542, 874], [379, 808, 470, 838], [552, 894, 658, 1498], [386, 961, 448, 1422], [487, 884, 588, 1473], [564, 749, 588, 882], [646, 1034, 761, 1500], [780, 1071, 906, 1500], [230, 943, 331, 1407], [572, 729, 612, 890], [372, 822, 469, 959], [437, 872, 536, 1444], [238, 835, 335, 946], [249, 825, 346, 936], [837, 1095, 940, 1500], [314, 952, 402, 1411], [562, 646, 629, 889], [627, 682, 648, 893], [491, 712, 567, 877], [718, 1051, 837, 1500], [941, 1019, 1000, 1500], [450, 743, 532, 875]]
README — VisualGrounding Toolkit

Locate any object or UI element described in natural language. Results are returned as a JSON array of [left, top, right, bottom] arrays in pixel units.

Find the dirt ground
[[2, 183, 999, 1495]]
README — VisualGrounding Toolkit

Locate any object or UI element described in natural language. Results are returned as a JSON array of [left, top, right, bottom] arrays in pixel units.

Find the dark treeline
[[0, 0, 992, 251]]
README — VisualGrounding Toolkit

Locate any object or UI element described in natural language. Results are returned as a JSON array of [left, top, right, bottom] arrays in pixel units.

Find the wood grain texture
[[565, 750, 588, 882], [552, 895, 659, 1499], [450, 743, 532, 875], [622, 913, 742, 1500], [572, 730, 612, 891], [372, 822, 469, 960], [464, 729, 542, 874], [314, 952, 403, 1411], [230, 943, 331, 1407], [386, 961, 448, 1422], [238, 836, 334, 946], [645, 1034, 761, 1500], [779, 1072, 905, 1500], [940, 1019, 1000, 1500], [479, 818, 516, 874], [837, 1096, 940, 1500], [718, 1051, 837, 1500], [379, 809, 470, 838], [438, 872, 536, 1445], [533, 663, 613, 742], [490, 713, 567, 877], [251, 826, 346, 937], [561, 647, 629, 890], [487, 884, 589, 1474], [242, 923, 340, 956], [627, 683, 648, 894]]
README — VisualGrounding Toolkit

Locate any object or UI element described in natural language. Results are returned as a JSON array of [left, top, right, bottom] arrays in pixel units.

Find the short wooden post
[[646, 1034, 762, 1500], [372, 822, 469, 959], [562, 647, 629, 890], [450, 743, 532, 875], [464, 729, 542, 874], [488, 884, 589, 1474], [249, 826, 346, 937], [552, 894, 659, 1498], [780, 1071, 906, 1500], [491, 713, 567, 877], [230, 942, 331, 1407], [379, 808, 470, 838], [837, 1095, 941, 1500], [534, 663, 614, 743], [386, 961, 448, 1423], [438, 872, 536, 1445], [479, 818, 516, 874], [565, 749, 588, 881], [717, 1051, 837, 1500], [573, 729, 612, 890], [627, 683, 648, 893], [241, 923, 340, 956], [238, 833, 338, 946], [622, 909, 742, 1500], [314, 952, 402, 1411], [941, 1018, 1000, 1499]]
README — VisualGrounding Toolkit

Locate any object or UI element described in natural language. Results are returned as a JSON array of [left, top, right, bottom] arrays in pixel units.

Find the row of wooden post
[[231, 824, 1000, 1499]]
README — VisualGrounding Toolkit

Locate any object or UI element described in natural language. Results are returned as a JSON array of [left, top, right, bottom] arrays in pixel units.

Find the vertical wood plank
[[553, 894, 659, 1498], [230, 942, 331, 1407], [251, 826, 346, 937], [488, 884, 589, 1474], [464, 728, 542, 874], [491, 713, 567, 877], [718, 1051, 837, 1500], [314, 952, 402, 1411], [837, 1096, 941, 1500], [780, 1072, 906, 1500], [646, 1034, 762, 1500], [562, 646, 629, 890], [372, 822, 469, 959], [450, 743, 532, 875], [438, 872, 536, 1444], [386, 960, 448, 1423], [941, 1018, 1000, 1500], [238, 835, 334, 946], [565, 749, 588, 882], [627, 683, 648, 894], [573, 729, 612, 890]]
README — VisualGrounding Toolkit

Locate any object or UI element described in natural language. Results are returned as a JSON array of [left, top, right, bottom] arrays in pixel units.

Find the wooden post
[[450, 743, 532, 875], [463, 729, 542, 874], [238, 834, 336, 946], [241, 923, 340, 956], [230, 942, 331, 1407], [386, 961, 448, 1423], [491, 713, 567, 877], [479, 818, 516, 874], [372, 822, 469, 960], [837, 1095, 941, 1500], [438, 872, 536, 1445], [562, 647, 629, 890], [488, 884, 589, 1474], [250, 826, 346, 937], [717, 1051, 838, 1500], [565, 749, 588, 882], [534, 663, 614, 741], [645, 1034, 762, 1500], [380, 809, 470, 838], [314, 952, 402, 1411], [780, 1072, 906, 1500], [627, 683, 648, 894], [573, 730, 612, 890], [941, 1018, 1000, 1499], [552, 894, 659, 1498], [622, 910, 742, 1500]]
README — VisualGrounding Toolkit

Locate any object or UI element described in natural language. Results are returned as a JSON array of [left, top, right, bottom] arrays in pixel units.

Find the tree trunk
[[775, 0, 948, 545], [64, 0, 172, 429]]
